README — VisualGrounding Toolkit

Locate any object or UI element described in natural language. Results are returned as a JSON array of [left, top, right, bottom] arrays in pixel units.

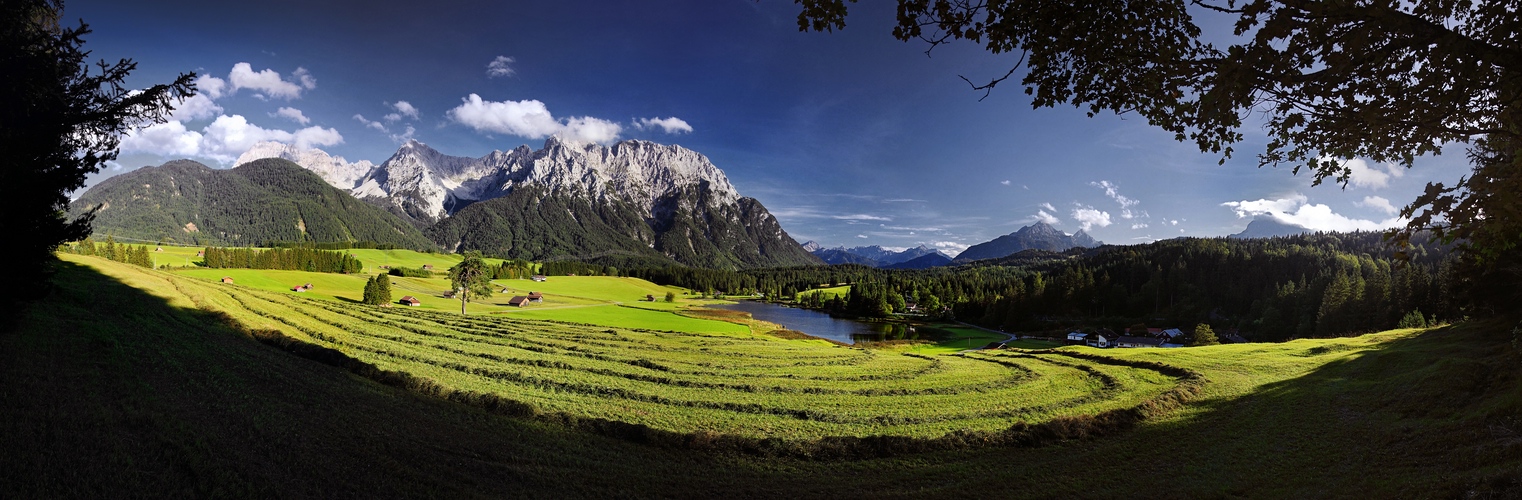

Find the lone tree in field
[[2, 0, 195, 304], [1191, 323, 1220, 347], [361, 272, 392, 305], [447, 252, 493, 315], [664, 291, 676, 303], [799, 0, 1522, 313]]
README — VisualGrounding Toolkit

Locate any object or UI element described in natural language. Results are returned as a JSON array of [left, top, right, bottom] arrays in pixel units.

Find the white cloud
[[1000, 180, 1011, 186], [832, 214, 892, 221], [1222, 193, 1405, 231], [856, 234, 868, 239], [561, 116, 623, 143], [447, 94, 623, 143], [271, 106, 310, 125], [1071, 206, 1112, 231], [390, 101, 420, 120], [634, 116, 693, 134], [228, 62, 305, 99], [391, 125, 416, 143], [354, 114, 388, 133], [120, 120, 203, 157], [1033, 210, 1060, 225], [1040, 202, 1056, 211], [195, 74, 227, 100], [932, 241, 970, 255], [1170, 220, 1179, 226], [1332, 158, 1392, 189], [1092, 180, 1139, 208], [486, 56, 516, 78], [168, 94, 223, 122], [1131, 223, 1149, 229], [292, 67, 316, 90], [120, 114, 341, 164], [1357, 195, 1400, 215]]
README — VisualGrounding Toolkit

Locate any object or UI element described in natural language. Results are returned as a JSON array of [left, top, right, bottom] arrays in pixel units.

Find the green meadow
[[5, 254, 1517, 496]]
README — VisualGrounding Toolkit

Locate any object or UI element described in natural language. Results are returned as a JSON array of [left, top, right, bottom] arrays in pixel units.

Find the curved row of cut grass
[[86, 254, 1200, 442]]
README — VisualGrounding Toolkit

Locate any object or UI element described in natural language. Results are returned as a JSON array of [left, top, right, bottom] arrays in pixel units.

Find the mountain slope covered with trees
[[72, 159, 437, 249]]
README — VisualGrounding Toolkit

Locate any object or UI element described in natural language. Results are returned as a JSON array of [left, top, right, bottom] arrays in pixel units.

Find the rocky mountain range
[[952, 222, 1101, 263], [221, 138, 818, 268], [803, 243, 952, 268]]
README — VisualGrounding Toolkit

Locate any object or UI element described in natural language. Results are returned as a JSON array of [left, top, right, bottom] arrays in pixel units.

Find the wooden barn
[[508, 296, 530, 307], [527, 291, 543, 302], [399, 296, 421, 306], [220, 276, 234, 284]]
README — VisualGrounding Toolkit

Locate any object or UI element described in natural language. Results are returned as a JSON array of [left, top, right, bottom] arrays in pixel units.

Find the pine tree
[[362, 275, 378, 305], [375, 273, 392, 305]]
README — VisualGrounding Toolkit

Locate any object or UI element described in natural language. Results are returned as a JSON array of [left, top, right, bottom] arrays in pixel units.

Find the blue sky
[[72, 0, 1470, 255]]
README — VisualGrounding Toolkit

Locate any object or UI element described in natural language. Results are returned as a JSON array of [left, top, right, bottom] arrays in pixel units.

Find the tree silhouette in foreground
[[1, 0, 195, 304], [798, 0, 1522, 313]]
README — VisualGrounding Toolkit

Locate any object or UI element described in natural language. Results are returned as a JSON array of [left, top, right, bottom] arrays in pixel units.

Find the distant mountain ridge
[[953, 222, 1102, 263], [803, 243, 952, 268], [230, 139, 817, 269], [1229, 217, 1315, 239]]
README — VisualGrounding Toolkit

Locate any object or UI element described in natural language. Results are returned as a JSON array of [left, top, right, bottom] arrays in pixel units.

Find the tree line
[[59, 236, 153, 269], [202, 246, 363, 274]]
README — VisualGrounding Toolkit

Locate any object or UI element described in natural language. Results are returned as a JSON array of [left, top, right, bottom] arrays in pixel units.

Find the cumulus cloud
[[1071, 206, 1112, 231], [1330, 157, 1407, 189], [1357, 195, 1400, 215], [119, 115, 342, 164], [1222, 193, 1405, 231], [228, 62, 305, 99], [391, 125, 416, 143], [1033, 210, 1060, 225], [856, 234, 868, 239], [168, 94, 223, 122], [1092, 180, 1148, 219], [634, 117, 693, 134], [447, 93, 624, 143], [1000, 180, 1011, 186], [390, 101, 420, 120], [271, 106, 310, 125], [353, 114, 388, 133], [1040, 202, 1056, 212], [1131, 223, 1149, 229], [195, 74, 227, 100], [120, 120, 203, 157], [486, 56, 516, 78]]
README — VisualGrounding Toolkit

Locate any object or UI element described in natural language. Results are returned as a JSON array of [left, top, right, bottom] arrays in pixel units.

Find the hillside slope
[[72, 159, 435, 249], [6, 255, 1518, 497]]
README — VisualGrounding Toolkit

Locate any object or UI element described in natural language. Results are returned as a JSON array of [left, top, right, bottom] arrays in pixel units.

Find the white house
[[1086, 333, 1112, 348], [1066, 332, 1089, 344]]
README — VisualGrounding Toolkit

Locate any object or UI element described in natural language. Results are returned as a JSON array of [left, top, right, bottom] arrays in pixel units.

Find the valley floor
[[3, 257, 1520, 498]]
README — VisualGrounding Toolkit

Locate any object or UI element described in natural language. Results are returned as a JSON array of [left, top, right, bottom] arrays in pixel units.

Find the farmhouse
[[645, 294, 656, 302], [291, 284, 312, 292], [508, 296, 530, 307], [421, 264, 434, 271], [527, 292, 543, 302], [1066, 332, 1088, 344], [1160, 328, 1184, 340], [531, 275, 548, 282], [220, 276, 234, 284], [1115, 336, 1166, 348], [399, 296, 420, 306], [1086, 332, 1113, 348]]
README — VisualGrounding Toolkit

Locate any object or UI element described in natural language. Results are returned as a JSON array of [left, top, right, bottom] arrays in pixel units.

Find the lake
[[707, 301, 924, 344]]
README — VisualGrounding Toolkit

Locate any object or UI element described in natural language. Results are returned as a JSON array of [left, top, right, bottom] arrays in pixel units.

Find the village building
[[399, 296, 421, 306], [645, 294, 656, 302], [1066, 332, 1089, 344], [508, 296, 530, 307], [527, 292, 543, 302], [1086, 332, 1113, 348], [421, 264, 434, 271], [531, 275, 548, 282], [220, 276, 234, 284], [1160, 328, 1184, 340]]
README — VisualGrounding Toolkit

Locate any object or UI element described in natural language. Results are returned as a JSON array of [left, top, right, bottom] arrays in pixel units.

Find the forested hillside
[[628, 232, 1458, 340], [72, 159, 436, 249], [427, 186, 821, 269]]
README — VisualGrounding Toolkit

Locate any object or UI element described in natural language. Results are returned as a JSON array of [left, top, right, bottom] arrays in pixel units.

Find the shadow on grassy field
[[2, 260, 1518, 498]]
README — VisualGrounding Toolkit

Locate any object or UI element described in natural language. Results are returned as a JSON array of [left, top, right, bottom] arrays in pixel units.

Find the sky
[[69, 0, 1471, 256]]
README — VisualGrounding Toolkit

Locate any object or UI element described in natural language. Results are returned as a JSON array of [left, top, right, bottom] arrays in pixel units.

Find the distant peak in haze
[[1229, 217, 1314, 239], [953, 222, 1102, 262]]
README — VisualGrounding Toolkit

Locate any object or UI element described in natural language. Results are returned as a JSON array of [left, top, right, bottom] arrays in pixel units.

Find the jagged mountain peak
[[234, 141, 375, 191]]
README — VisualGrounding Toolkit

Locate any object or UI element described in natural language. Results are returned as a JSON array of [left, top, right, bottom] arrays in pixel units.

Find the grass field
[[6, 254, 1519, 497]]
